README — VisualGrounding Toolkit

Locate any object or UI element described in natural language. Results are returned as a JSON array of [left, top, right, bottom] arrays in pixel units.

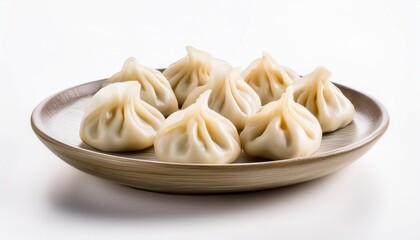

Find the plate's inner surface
[[39, 80, 382, 164]]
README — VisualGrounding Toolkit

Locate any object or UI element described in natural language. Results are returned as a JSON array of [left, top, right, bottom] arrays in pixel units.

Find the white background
[[1, 0, 419, 239]]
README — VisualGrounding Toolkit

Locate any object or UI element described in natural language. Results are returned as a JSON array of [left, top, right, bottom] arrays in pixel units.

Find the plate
[[31, 79, 389, 194]]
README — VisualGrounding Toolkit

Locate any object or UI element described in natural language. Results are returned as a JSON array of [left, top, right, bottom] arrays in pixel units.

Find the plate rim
[[31, 79, 390, 169]]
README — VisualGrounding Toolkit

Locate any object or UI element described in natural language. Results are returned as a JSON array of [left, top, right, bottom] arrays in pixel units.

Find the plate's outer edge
[[31, 80, 389, 194]]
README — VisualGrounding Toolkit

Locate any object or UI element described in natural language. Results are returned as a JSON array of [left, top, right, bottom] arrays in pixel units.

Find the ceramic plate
[[31, 79, 389, 193]]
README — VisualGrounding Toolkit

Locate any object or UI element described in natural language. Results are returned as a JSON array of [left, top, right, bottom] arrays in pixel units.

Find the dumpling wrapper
[[182, 64, 261, 130], [240, 87, 322, 160], [242, 52, 300, 105], [105, 57, 178, 117], [163, 46, 226, 107], [293, 66, 355, 132], [80, 81, 165, 152], [154, 90, 241, 164]]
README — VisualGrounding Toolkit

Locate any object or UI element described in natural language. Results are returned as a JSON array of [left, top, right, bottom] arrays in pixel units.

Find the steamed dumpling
[[80, 81, 165, 152], [105, 57, 178, 116], [240, 87, 322, 160], [154, 90, 241, 164], [182, 64, 261, 130], [293, 66, 355, 132], [242, 52, 300, 105], [163, 46, 226, 107]]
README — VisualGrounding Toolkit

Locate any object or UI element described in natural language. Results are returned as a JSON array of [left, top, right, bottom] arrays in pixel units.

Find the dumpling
[[105, 57, 178, 117], [240, 87, 322, 160], [80, 81, 165, 152], [293, 66, 355, 132], [242, 52, 300, 105], [182, 64, 261, 130], [154, 90, 241, 164], [163, 46, 226, 107]]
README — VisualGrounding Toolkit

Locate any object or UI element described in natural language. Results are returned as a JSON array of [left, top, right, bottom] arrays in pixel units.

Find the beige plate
[[31, 79, 389, 194]]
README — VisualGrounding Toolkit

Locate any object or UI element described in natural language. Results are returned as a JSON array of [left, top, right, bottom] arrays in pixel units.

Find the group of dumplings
[[80, 46, 355, 164]]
